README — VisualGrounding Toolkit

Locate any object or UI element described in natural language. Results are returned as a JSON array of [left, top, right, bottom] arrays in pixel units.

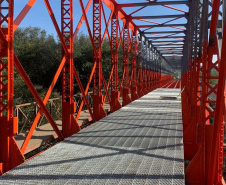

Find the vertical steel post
[[207, 0, 225, 183], [153, 49, 157, 89], [142, 40, 148, 94], [93, 0, 106, 120], [110, 12, 121, 111], [150, 47, 154, 90], [137, 35, 144, 97], [147, 43, 151, 91], [0, 0, 24, 175], [157, 53, 160, 88], [61, 0, 80, 137], [130, 30, 139, 101], [122, 23, 132, 106]]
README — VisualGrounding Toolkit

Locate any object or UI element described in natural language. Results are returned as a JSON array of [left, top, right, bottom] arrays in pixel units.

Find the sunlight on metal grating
[[0, 88, 185, 185]]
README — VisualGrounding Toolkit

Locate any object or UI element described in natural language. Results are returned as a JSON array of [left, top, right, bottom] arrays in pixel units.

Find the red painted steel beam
[[92, 0, 106, 121], [151, 40, 184, 43], [0, 0, 175, 176], [137, 36, 144, 97], [110, 12, 121, 111], [163, 5, 188, 13], [130, 31, 139, 101], [20, 56, 67, 154], [141, 17, 186, 32], [118, 1, 190, 7], [44, 0, 68, 55], [129, 6, 146, 16], [78, 0, 98, 57], [207, 1, 225, 184], [13, 56, 65, 140], [131, 14, 187, 20], [101, 5, 112, 49], [75, 62, 96, 122], [13, 0, 37, 31], [0, 0, 24, 175], [101, 72, 113, 111], [147, 36, 186, 39], [117, 22, 125, 50], [73, 67, 96, 123], [103, 66, 114, 107], [154, 43, 184, 46], [73, 0, 92, 40], [147, 46, 151, 92], [61, 0, 80, 137], [144, 31, 185, 34], [138, 24, 187, 28], [122, 24, 132, 106], [157, 44, 184, 47], [142, 42, 149, 94], [103, 0, 175, 72], [102, 0, 136, 32]]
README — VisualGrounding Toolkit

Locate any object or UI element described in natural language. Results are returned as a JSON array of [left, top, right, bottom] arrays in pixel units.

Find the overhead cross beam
[[118, 1, 190, 7], [144, 31, 185, 34], [155, 46, 184, 48], [147, 36, 186, 39], [131, 14, 188, 20], [151, 40, 185, 43], [138, 24, 187, 28], [157, 47, 184, 49]]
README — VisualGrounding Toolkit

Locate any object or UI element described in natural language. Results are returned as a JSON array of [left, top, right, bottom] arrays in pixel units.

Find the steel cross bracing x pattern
[[142, 40, 148, 94], [92, 0, 107, 121], [61, 0, 80, 137], [137, 35, 144, 97], [181, 0, 226, 184], [0, 0, 178, 177], [130, 31, 139, 101], [122, 24, 132, 106], [110, 12, 121, 111]]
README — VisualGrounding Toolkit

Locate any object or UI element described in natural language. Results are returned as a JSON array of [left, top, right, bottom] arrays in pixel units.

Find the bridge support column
[[110, 12, 121, 111], [0, 0, 24, 175], [155, 53, 160, 88], [137, 35, 144, 97], [153, 48, 157, 89], [147, 43, 151, 92], [122, 24, 132, 106], [150, 47, 154, 91], [142, 40, 148, 94], [131, 31, 139, 101], [61, 0, 80, 137], [92, 0, 106, 121], [157, 54, 161, 88]]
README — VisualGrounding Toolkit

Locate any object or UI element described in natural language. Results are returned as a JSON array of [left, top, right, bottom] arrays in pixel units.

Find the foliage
[[14, 27, 61, 90], [209, 70, 218, 85], [73, 33, 93, 90], [13, 27, 125, 131], [173, 71, 180, 79]]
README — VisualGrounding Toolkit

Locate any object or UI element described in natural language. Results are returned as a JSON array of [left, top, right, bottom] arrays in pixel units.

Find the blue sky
[[15, 0, 189, 39], [15, 0, 92, 37]]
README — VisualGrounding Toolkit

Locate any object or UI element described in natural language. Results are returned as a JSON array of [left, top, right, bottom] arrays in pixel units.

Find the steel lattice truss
[[117, 0, 189, 72], [0, 0, 226, 184]]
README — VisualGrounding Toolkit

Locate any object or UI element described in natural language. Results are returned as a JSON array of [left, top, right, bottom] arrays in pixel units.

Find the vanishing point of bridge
[[0, 0, 225, 185]]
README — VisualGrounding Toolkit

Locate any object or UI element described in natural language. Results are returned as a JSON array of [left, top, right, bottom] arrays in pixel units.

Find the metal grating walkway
[[0, 88, 185, 185]]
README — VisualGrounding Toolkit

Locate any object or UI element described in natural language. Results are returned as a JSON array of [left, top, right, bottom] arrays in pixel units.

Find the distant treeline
[[13, 27, 124, 105]]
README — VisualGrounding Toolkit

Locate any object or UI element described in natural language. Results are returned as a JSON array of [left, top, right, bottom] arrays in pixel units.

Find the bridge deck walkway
[[0, 88, 184, 185]]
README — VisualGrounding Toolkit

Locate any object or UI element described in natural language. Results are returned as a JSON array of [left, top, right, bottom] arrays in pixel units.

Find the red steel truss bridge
[[0, 0, 225, 184]]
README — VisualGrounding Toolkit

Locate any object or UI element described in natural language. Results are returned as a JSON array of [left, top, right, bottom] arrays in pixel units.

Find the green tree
[[14, 27, 61, 89]]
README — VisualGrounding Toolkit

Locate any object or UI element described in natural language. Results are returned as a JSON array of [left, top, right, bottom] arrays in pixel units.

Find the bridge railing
[[14, 91, 98, 134]]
